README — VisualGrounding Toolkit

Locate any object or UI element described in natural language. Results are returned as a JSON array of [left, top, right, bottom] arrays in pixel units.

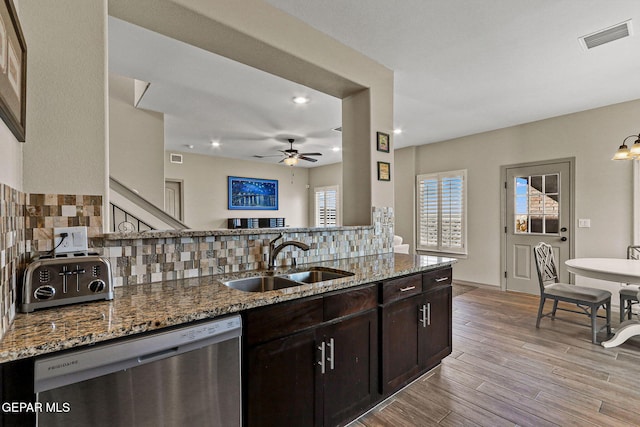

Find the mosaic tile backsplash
[[99, 207, 395, 287], [0, 184, 26, 340]]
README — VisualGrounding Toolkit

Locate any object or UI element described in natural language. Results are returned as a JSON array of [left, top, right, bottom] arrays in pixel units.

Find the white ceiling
[[108, 17, 343, 167], [109, 1, 640, 166]]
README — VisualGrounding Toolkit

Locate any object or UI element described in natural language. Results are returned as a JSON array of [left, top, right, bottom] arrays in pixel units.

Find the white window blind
[[416, 170, 467, 254], [315, 186, 339, 227]]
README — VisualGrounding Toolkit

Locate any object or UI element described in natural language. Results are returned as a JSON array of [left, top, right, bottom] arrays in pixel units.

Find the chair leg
[[606, 301, 611, 336], [551, 299, 559, 319], [536, 297, 546, 328], [620, 296, 626, 323], [591, 304, 598, 344]]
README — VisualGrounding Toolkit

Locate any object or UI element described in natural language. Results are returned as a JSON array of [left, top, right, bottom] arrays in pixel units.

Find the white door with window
[[504, 160, 572, 294]]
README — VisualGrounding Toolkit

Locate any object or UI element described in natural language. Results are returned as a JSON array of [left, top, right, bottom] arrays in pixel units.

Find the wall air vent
[[170, 153, 183, 164], [579, 20, 633, 50]]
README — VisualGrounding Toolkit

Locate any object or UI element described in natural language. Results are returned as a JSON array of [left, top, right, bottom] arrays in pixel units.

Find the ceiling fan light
[[612, 143, 631, 160], [284, 157, 298, 166]]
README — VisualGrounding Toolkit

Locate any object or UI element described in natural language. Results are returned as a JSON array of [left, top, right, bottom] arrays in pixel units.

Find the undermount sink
[[224, 275, 301, 292], [224, 268, 354, 292], [281, 268, 354, 284]]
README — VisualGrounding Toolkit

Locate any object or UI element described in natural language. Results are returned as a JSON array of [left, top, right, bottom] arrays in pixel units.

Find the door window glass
[[514, 174, 559, 234]]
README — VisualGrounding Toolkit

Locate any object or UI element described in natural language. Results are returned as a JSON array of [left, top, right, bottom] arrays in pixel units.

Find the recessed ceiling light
[[185, 144, 194, 149], [332, 147, 340, 152], [211, 140, 220, 147], [292, 96, 310, 105], [393, 129, 403, 135]]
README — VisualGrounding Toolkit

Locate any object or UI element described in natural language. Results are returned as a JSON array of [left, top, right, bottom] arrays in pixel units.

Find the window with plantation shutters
[[315, 186, 339, 227], [416, 170, 467, 254]]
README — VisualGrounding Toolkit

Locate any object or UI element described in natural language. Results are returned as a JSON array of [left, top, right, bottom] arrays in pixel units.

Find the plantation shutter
[[416, 170, 466, 254], [315, 186, 339, 227]]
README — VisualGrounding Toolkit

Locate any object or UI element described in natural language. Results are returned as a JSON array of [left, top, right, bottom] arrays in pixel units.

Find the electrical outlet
[[53, 226, 88, 254]]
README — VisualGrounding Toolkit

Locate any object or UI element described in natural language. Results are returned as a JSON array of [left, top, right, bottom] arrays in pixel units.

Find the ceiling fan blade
[[298, 156, 318, 162], [253, 154, 283, 158], [299, 152, 322, 156], [278, 158, 285, 163]]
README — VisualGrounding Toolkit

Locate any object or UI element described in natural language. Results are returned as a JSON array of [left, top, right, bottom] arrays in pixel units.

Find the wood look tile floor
[[353, 286, 640, 427]]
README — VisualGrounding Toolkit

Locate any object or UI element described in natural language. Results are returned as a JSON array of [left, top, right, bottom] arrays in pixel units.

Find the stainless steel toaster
[[21, 252, 114, 313]]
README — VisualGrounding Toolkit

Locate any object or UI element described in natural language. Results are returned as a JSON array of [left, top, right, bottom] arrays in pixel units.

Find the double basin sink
[[224, 267, 354, 292]]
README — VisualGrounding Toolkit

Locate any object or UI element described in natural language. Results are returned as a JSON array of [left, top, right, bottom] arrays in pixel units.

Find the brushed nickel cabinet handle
[[435, 277, 449, 282], [327, 338, 335, 371], [317, 342, 326, 374], [400, 286, 416, 292], [419, 305, 427, 327], [427, 302, 431, 326]]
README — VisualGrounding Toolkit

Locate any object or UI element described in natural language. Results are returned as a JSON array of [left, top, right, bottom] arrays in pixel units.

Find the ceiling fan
[[254, 138, 322, 166]]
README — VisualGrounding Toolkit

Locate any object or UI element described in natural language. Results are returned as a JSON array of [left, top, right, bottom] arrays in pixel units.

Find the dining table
[[565, 258, 640, 348]]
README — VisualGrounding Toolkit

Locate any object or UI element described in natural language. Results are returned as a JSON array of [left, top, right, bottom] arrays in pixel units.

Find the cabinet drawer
[[245, 297, 323, 345], [381, 274, 422, 304], [324, 284, 377, 321], [423, 267, 452, 291]]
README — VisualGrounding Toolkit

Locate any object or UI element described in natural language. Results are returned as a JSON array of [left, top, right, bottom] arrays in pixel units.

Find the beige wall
[[19, 0, 107, 196], [165, 153, 310, 229], [0, 122, 22, 189], [393, 146, 416, 250], [308, 162, 343, 225], [395, 99, 638, 287], [109, 74, 165, 208]]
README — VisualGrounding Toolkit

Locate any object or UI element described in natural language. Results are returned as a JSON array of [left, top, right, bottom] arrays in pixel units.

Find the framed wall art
[[377, 161, 391, 181], [228, 176, 279, 210], [376, 131, 389, 153], [0, 0, 25, 142]]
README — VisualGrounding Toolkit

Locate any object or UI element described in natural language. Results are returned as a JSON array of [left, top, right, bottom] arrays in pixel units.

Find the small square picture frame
[[376, 131, 390, 153], [377, 161, 391, 181]]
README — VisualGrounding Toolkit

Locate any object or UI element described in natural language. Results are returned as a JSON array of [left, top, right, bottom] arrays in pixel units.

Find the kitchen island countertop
[[0, 253, 455, 363]]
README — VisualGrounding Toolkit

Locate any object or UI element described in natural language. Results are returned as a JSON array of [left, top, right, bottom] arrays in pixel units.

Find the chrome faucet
[[268, 233, 310, 269]]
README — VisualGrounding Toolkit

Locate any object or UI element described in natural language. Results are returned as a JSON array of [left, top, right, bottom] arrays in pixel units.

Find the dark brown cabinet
[[380, 268, 452, 395], [243, 266, 452, 426], [243, 284, 378, 427]]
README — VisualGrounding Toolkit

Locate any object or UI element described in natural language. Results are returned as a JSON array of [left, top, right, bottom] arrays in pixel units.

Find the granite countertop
[[0, 253, 456, 363]]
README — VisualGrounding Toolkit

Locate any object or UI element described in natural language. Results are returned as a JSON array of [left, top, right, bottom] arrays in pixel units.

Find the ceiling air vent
[[579, 20, 633, 50], [170, 153, 183, 164]]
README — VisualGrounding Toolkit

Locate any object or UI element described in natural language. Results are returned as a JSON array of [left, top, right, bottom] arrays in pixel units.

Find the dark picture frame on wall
[[376, 131, 390, 153], [0, 0, 25, 142], [228, 176, 279, 210], [377, 161, 391, 181]]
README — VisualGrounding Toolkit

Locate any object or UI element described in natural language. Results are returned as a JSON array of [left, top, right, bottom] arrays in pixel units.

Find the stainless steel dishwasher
[[33, 315, 242, 427]]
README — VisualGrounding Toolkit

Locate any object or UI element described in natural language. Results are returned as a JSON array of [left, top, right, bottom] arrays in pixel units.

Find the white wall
[[308, 162, 342, 225], [109, 74, 165, 208], [165, 152, 310, 229], [19, 0, 107, 196], [396, 99, 639, 288]]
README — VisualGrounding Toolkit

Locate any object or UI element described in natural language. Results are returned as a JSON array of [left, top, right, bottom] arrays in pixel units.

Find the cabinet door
[[245, 330, 318, 427], [419, 285, 452, 370], [320, 310, 378, 427], [380, 293, 423, 395]]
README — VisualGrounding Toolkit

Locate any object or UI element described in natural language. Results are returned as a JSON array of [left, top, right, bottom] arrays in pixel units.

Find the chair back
[[533, 242, 559, 292], [628, 245, 640, 260]]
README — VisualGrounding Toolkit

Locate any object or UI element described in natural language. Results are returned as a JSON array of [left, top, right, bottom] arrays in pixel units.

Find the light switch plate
[[53, 226, 88, 253], [578, 219, 591, 228]]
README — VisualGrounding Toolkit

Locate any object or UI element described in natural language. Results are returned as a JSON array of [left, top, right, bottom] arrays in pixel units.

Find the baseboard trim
[[452, 279, 498, 289]]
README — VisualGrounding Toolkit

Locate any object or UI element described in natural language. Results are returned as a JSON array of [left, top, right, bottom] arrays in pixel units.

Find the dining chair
[[533, 242, 612, 344], [619, 245, 640, 322]]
